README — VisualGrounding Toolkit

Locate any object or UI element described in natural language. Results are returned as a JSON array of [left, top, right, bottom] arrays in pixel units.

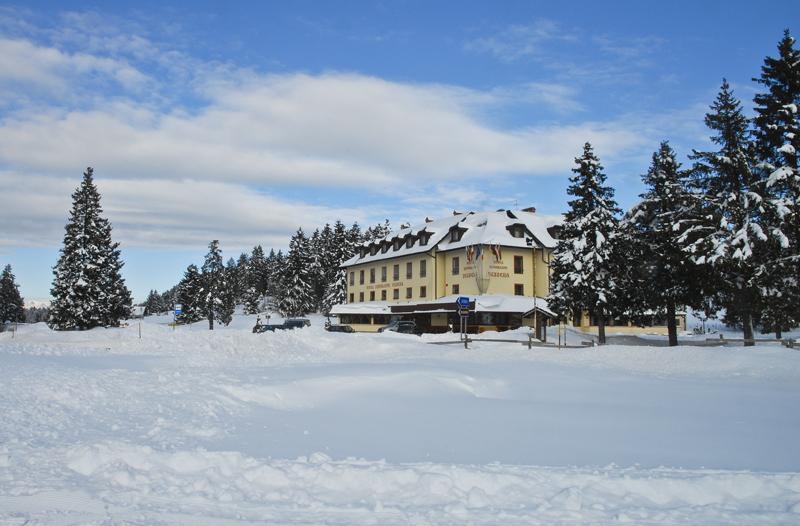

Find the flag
[[474, 245, 482, 260]]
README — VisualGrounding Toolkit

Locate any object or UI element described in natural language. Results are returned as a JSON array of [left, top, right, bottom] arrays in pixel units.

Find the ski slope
[[1, 315, 799, 524]]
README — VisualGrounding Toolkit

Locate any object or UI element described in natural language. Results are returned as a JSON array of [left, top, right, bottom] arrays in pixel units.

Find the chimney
[[521, 206, 536, 213]]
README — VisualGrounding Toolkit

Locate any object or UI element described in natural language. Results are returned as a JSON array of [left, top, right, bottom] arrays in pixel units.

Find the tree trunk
[[776, 327, 782, 340], [208, 312, 214, 331], [666, 300, 678, 347], [742, 311, 754, 347], [597, 312, 606, 345]]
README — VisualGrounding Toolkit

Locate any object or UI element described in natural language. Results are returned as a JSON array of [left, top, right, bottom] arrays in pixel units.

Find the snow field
[[1, 315, 800, 524]]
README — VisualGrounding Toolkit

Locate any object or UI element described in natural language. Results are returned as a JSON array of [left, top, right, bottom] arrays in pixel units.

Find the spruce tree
[[685, 80, 765, 345], [277, 229, 314, 317], [200, 240, 234, 329], [242, 246, 266, 314], [548, 143, 622, 344], [752, 30, 800, 337], [176, 264, 203, 324], [0, 264, 25, 323], [144, 289, 163, 316], [49, 167, 132, 330], [625, 142, 702, 345]]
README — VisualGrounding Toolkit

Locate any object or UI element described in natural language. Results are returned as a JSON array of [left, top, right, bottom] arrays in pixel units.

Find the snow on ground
[[1, 314, 800, 524]]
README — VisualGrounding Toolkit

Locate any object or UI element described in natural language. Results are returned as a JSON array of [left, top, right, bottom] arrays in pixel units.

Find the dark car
[[325, 324, 355, 333], [378, 320, 422, 335], [253, 317, 310, 333]]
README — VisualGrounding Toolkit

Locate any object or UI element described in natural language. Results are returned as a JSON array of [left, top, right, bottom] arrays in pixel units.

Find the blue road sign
[[456, 296, 470, 308], [174, 304, 183, 316]]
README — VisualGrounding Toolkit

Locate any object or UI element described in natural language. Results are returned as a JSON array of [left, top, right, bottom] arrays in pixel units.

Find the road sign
[[174, 304, 183, 316], [456, 296, 470, 309]]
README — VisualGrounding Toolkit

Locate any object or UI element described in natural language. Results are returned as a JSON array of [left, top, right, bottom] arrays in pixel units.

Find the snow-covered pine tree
[[684, 80, 765, 345], [176, 264, 203, 324], [277, 229, 314, 317], [547, 143, 622, 344], [235, 252, 249, 304], [625, 142, 703, 345], [49, 167, 132, 330], [321, 220, 353, 313], [752, 30, 800, 337], [242, 246, 266, 314], [267, 249, 286, 301], [144, 289, 163, 316], [0, 264, 25, 323], [200, 240, 234, 329]]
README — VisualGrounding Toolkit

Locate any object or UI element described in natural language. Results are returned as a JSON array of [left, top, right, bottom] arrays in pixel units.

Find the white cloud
[[0, 171, 368, 250], [465, 19, 575, 62]]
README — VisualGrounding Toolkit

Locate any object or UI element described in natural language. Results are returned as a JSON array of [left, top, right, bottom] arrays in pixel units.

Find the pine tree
[[277, 229, 314, 317], [49, 167, 132, 330], [321, 221, 353, 313], [685, 80, 765, 345], [242, 246, 266, 314], [0, 265, 25, 323], [176, 264, 203, 324], [625, 142, 703, 345], [548, 143, 622, 344], [200, 240, 235, 329], [752, 30, 800, 337], [144, 289, 164, 316]]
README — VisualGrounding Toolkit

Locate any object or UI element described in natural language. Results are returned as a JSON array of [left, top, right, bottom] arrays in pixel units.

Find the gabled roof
[[343, 210, 557, 267]]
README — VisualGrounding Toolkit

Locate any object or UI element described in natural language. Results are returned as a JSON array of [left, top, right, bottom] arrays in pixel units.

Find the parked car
[[325, 324, 354, 333], [253, 318, 310, 333], [378, 320, 422, 335]]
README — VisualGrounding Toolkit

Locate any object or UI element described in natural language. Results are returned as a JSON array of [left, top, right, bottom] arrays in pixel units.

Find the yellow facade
[[346, 246, 553, 306]]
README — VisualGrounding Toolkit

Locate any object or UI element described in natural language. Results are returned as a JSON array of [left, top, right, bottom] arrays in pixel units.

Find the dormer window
[[509, 225, 525, 238], [359, 248, 367, 258], [381, 242, 390, 254], [450, 228, 464, 242], [370, 244, 378, 256], [393, 239, 402, 251], [419, 234, 429, 246], [405, 237, 415, 248]]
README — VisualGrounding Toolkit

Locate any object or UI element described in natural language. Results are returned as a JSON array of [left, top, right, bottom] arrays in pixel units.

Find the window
[[359, 270, 364, 285], [514, 284, 524, 296], [450, 228, 463, 242], [406, 237, 414, 248], [393, 264, 400, 280], [349, 293, 354, 303], [349, 272, 354, 286], [514, 255, 524, 274], [406, 261, 413, 279], [406, 287, 412, 299], [381, 289, 387, 301], [393, 239, 402, 251], [452, 256, 459, 275], [381, 243, 390, 254], [420, 234, 428, 246], [393, 289, 399, 300], [381, 266, 387, 282], [510, 225, 525, 238], [420, 286, 427, 298], [369, 290, 375, 301], [452, 284, 460, 294], [370, 268, 375, 283], [359, 292, 365, 302], [420, 259, 427, 278], [370, 245, 378, 256]]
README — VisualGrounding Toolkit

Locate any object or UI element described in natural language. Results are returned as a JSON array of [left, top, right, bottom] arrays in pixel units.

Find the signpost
[[456, 296, 471, 349], [173, 304, 182, 330]]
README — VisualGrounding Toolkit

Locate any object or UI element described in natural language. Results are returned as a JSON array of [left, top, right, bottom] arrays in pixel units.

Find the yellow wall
[[346, 252, 437, 304], [439, 246, 552, 298]]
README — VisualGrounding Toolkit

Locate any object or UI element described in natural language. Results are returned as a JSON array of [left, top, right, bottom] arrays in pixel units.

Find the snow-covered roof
[[329, 302, 392, 316], [431, 294, 556, 317], [343, 210, 557, 267]]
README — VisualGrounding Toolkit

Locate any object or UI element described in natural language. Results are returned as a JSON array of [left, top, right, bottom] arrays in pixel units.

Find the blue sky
[[0, 0, 793, 302]]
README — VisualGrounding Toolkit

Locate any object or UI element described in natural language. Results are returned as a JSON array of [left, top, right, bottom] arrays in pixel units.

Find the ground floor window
[[452, 284, 460, 294], [369, 291, 375, 301], [359, 292, 364, 302], [393, 289, 399, 299], [381, 289, 387, 301], [349, 293, 354, 303], [406, 287, 412, 299], [420, 286, 427, 298], [514, 283, 524, 295]]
